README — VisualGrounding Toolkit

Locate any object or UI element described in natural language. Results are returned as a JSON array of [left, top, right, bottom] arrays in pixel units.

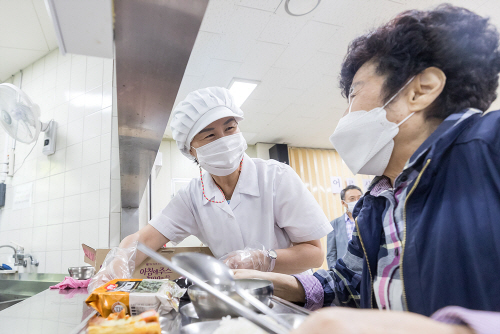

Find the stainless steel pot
[[177, 314, 306, 334], [68, 266, 95, 280], [188, 279, 273, 319]]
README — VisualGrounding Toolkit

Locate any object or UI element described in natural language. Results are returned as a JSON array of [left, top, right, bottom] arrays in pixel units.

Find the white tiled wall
[[0, 49, 115, 274]]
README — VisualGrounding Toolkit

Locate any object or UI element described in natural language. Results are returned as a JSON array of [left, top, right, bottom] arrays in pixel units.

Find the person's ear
[[408, 67, 446, 113], [189, 146, 197, 159]]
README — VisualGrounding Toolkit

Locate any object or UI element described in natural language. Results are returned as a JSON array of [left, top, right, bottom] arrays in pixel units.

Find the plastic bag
[[88, 241, 138, 293], [86, 278, 186, 317], [220, 247, 272, 272]]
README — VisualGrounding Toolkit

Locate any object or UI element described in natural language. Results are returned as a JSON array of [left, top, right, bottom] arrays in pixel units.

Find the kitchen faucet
[[0, 245, 23, 266], [0, 244, 39, 267], [23, 253, 39, 267]]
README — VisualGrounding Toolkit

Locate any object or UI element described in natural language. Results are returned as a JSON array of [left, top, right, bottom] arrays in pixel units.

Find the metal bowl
[[187, 279, 273, 319], [177, 314, 306, 334], [68, 266, 95, 280], [180, 303, 212, 324]]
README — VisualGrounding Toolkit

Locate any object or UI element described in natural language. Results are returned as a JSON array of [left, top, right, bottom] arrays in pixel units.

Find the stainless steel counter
[[0, 285, 93, 334], [0, 279, 309, 334]]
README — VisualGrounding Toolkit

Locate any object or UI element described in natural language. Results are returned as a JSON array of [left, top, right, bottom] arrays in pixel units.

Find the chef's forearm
[[273, 240, 324, 274], [119, 224, 170, 269], [118, 233, 148, 268]]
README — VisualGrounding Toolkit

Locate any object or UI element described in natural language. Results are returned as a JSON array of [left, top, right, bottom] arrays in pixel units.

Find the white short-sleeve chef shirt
[[149, 154, 332, 259]]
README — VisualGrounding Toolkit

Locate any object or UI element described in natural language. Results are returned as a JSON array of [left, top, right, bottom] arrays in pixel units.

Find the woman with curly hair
[[235, 4, 500, 333]]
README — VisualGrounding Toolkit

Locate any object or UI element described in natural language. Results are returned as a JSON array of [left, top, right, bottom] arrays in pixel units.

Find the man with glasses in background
[[326, 185, 363, 268]]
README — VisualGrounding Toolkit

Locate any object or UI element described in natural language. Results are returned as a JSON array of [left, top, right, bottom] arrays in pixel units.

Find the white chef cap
[[170, 87, 244, 159]]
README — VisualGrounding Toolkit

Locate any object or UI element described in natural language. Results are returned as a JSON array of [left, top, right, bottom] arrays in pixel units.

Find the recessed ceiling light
[[228, 79, 259, 107]]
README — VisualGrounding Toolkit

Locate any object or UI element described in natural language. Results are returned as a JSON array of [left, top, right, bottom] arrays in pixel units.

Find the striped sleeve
[[432, 306, 500, 334], [293, 274, 324, 311], [312, 230, 365, 308]]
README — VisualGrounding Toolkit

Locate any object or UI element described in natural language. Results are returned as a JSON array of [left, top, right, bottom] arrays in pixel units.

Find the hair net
[[170, 87, 244, 159]]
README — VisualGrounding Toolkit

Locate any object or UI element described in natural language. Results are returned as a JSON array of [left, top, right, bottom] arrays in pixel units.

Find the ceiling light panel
[[228, 79, 259, 107]]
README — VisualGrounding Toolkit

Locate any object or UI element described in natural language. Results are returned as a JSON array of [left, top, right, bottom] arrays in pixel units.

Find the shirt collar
[[237, 154, 260, 197], [368, 176, 392, 196], [201, 153, 259, 205], [201, 171, 221, 205]]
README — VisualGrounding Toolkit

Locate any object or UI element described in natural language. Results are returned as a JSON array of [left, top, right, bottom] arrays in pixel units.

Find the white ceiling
[[0, 0, 58, 82], [165, 0, 500, 149], [2, 0, 500, 149]]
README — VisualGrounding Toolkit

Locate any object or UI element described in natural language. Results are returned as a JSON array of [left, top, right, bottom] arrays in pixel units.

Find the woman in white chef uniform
[[91, 87, 331, 287]]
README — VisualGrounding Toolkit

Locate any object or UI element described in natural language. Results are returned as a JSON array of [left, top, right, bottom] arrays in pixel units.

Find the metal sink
[[0, 273, 65, 311], [0, 294, 27, 311]]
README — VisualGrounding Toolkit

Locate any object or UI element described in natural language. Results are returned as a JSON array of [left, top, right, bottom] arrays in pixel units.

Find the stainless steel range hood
[[114, 0, 208, 238]]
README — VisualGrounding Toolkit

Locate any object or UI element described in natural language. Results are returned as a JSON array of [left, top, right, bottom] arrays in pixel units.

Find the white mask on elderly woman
[[193, 132, 248, 176], [329, 77, 415, 176]]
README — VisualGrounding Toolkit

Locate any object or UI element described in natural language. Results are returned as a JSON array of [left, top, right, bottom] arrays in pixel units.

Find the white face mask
[[193, 132, 248, 176], [329, 77, 415, 176], [346, 200, 358, 213]]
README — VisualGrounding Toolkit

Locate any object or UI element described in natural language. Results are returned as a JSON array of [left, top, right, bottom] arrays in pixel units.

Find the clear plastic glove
[[220, 247, 272, 272], [87, 241, 138, 292]]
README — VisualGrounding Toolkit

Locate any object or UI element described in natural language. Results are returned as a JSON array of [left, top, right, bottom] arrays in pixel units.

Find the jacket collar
[[407, 108, 482, 169], [365, 108, 482, 194]]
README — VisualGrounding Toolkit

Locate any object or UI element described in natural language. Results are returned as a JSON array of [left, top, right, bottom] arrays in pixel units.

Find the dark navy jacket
[[315, 109, 500, 316]]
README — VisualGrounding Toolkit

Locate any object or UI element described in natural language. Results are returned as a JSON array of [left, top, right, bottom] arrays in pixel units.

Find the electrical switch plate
[[42, 121, 57, 156]]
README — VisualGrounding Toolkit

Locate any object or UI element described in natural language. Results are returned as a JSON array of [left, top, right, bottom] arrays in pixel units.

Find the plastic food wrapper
[[88, 241, 138, 293], [87, 309, 161, 334], [86, 278, 186, 318], [173, 277, 192, 302]]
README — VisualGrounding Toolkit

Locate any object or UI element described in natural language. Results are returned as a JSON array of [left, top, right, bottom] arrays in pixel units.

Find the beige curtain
[[288, 147, 373, 269]]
